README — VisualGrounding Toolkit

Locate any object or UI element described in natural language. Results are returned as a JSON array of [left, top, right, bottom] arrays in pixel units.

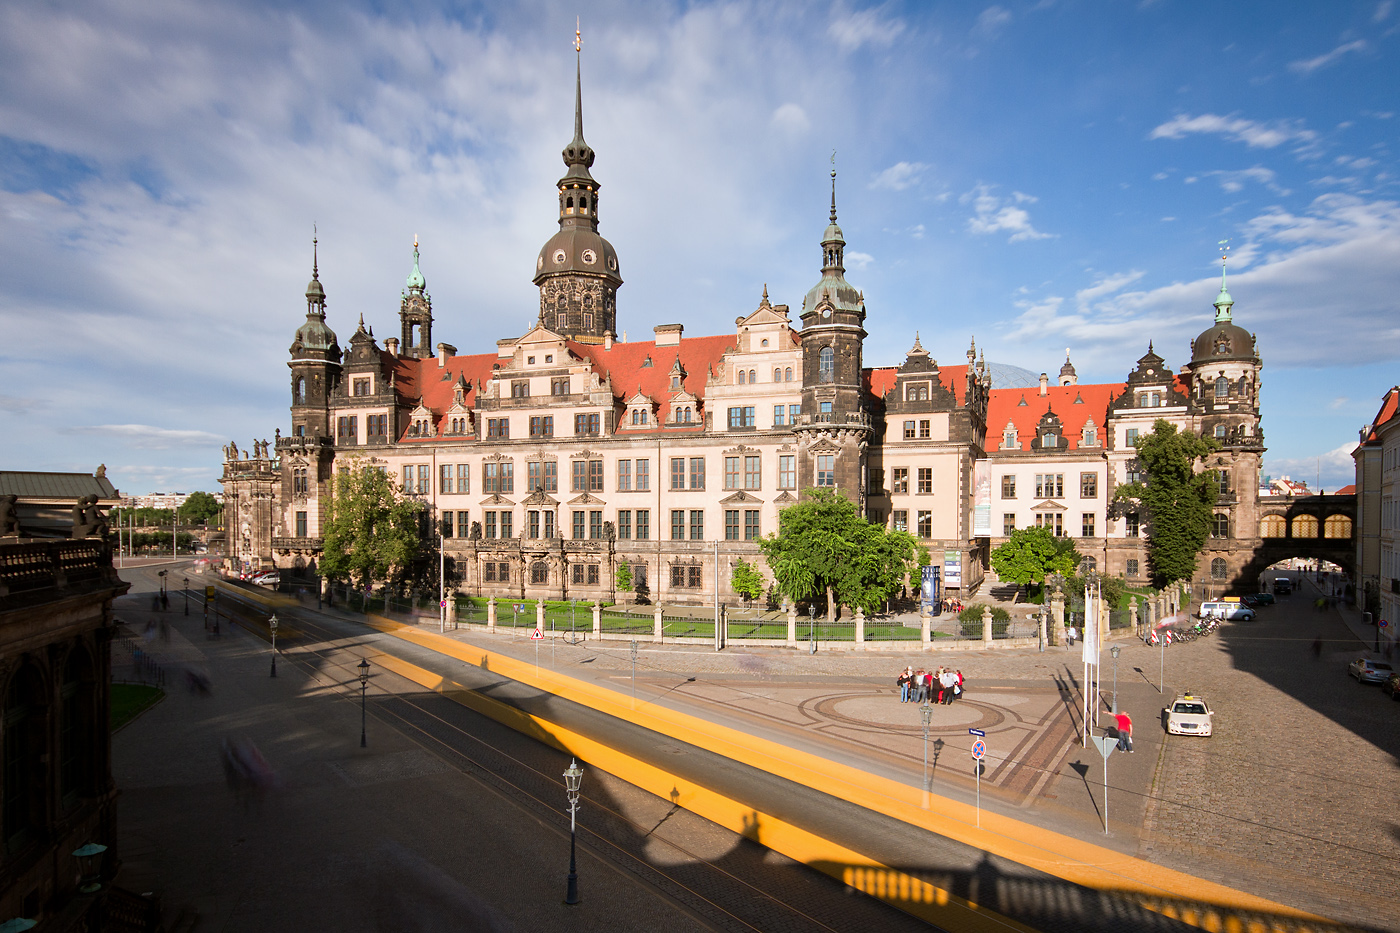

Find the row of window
[[485, 413, 602, 439], [1000, 473, 1099, 500], [889, 467, 934, 495], [417, 455, 809, 496], [336, 414, 390, 442], [436, 507, 763, 541], [736, 367, 797, 385]]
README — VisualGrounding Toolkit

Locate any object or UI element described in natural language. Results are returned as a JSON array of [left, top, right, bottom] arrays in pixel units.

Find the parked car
[[1248, 592, 1276, 606], [1198, 601, 1256, 621], [1163, 693, 1214, 737], [250, 571, 280, 587], [1348, 657, 1395, 684], [1384, 672, 1400, 700]]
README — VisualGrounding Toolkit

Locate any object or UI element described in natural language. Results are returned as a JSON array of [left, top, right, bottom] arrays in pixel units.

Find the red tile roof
[[1361, 387, 1400, 445], [1334, 484, 1356, 496], [866, 365, 972, 405], [985, 382, 1124, 451]]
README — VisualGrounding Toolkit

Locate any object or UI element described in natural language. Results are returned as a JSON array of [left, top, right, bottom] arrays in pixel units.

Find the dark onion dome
[[535, 227, 621, 281], [292, 237, 337, 354], [1191, 270, 1257, 363], [293, 313, 337, 352]]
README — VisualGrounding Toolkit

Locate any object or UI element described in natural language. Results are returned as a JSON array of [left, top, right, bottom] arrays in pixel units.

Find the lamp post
[[920, 702, 934, 790], [809, 604, 818, 655], [73, 842, 108, 894], [269, 613, 279, 678], [183, 577, 189, 616], [1110, 644, 1121, 715], [358, 658, 370, 748], [563, 759, 584, 905]]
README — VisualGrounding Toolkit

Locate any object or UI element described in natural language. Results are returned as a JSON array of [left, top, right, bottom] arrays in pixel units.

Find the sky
[[1, 0, 1397, 496]]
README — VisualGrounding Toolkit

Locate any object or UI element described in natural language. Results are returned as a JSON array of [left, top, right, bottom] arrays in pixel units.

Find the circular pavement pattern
[[805, 693, 1007, 734]]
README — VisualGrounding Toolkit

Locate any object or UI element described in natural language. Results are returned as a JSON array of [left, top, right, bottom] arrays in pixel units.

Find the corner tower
[[532, 33, 622, 345], [795, 169, 871, 504]]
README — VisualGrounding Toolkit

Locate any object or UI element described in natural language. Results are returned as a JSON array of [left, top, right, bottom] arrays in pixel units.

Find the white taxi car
[[1163, 693, 1214, 737]]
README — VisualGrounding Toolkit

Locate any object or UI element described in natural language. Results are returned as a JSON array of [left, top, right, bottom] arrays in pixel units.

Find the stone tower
[[398, 238, 433, 358], [795, 171, 871, 504], [287, 236, 341, 440], [532, 46, 622, 345]]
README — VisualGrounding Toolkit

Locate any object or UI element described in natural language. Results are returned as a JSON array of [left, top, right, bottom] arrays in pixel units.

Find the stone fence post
[[1129, 596, 1138, 638], [592, 601, 602, 640], [855, 607, 866, 649], [653, 604, 664, 643], [487, 597, 497, 633], [982, 605, 994, 646], [1051, 591, 1066, 646], [787, 604, 797, 647]]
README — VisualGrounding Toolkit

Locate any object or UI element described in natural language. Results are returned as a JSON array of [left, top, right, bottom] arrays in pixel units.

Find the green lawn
[[111, 683, 164, 731]]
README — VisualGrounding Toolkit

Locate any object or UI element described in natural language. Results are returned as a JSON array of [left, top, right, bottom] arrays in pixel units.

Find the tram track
[[212, 586, 942, 933]]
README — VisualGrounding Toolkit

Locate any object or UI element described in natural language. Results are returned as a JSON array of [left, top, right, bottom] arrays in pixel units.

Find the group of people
[[897, 666, 964, 704]]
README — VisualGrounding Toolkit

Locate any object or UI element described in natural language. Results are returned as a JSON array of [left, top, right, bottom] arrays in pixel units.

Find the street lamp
[[72, 842, 108, 894], [358, 658, 370, 748], [920, 702, 934, 790], [1110, 644, 1121, 715], [563, 758, 584, 905], [809, 604, 818, 655], [269, 613, 279, 678], [183, 577, 189, 616]]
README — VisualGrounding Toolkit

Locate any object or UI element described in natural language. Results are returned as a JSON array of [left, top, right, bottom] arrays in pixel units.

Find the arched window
[[1215, 424, 1227, 438], [683, 408, 692, 423], [556, 313, 567, 330], [580, 196, 589, 211], [1324, 514, 1352, 539], [819, 347, 835, 378], [1211, 513, 1230, 538], [531, 561, 548, 584], [566, 196, 574, 209], [738, 370, 746, 385], [1291, 515, 1319, 538], [1215, 377, 1229, 398], [4, 664, 47, 850], [1211, 558, 1228, 580], [60, 649, 95, 804], [749, 370, 756, 383], [294, 377, 305, 404], [785, 367, 793, 382], [1260, 515, 1285, 537], [774, 368, 782, 383], [1041, 433, 1058, 447]]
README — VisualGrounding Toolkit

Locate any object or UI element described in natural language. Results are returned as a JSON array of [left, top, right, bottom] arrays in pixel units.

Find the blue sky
[[1, 0, 1396, 495]]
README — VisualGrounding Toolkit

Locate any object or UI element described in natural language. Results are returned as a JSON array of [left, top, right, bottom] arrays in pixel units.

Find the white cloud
[[1264, 443, 1357, 492], [1289, 39, 1369, 75], [63, 425, 226, 449], [1149, 113, 1316, 149], [1203, 166, 1287, 194], [1378, 1, 1394, 23], [846, 251, 874, 271], [975, 6, 1013, 36], [870, 161, 929, 191], [770, 102, 810, 134], [963, 185, 1054, 242], [1075, 270, 1146, 309], [828, 6, 905, 50], [1330, 397, 1350, 409]]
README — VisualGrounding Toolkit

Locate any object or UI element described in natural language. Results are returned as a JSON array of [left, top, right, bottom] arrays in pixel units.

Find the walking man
[[1115, 710, 1133, 752]]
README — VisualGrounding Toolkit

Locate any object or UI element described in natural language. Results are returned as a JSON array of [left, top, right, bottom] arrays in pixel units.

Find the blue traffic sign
[[971, 739, 986, 760], [969, 728, 986, 737]]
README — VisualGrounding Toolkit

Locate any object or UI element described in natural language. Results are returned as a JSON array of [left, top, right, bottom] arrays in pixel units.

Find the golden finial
[[575, 19, 582, 53]]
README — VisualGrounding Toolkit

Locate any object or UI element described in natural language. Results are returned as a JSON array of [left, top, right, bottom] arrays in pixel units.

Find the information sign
[[968, 728, 985, 737]]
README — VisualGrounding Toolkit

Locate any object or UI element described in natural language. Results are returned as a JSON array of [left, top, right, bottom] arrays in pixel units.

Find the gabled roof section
[[865, 365, 972, 405], [986, 382, 1121, 452], [565, 333, 735, 414], [1360, 386, 1400, 445], [388, 350, 499, 438]]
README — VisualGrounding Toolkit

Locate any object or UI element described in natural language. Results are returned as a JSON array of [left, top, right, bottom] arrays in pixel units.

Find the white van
[[1198, 601, 1256, 621]]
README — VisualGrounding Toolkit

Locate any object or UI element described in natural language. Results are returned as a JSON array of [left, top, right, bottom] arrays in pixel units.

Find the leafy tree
[[320, 463, 426, 590], [731, 558, 764, 605], [757, 488, 920, 621], [615, 560, 633, 595], [1113, 419, 1219, 586], [178, 491, 222, 526], [990, 527, 1082, 596], [1067, 573, 1128, 610]]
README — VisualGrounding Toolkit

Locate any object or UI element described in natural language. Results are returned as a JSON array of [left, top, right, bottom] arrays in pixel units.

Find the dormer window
[[1042, 433, 1059, 447], [671, 375, 681, 389], [1002, 424, 1017, 449], [1082, 422, 1098, 446], [906, 382, 930, 402]]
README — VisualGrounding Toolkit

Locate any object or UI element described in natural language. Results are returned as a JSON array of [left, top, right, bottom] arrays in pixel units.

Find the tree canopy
[[1113, 418, 1219, 586], [730, 558, 765, 605], [757, 488, 922, 620], [320, 463, 426, 589], [178, 491, 222, 525], [990, 526, 1082, 592]]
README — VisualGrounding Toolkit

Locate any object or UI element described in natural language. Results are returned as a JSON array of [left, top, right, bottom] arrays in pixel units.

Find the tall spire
[[305, 226, 325, 306], [406, 234, 426, 293], [830, 151, 838, 224], [562, 23, 595, 173], [1214, 238, 1234, 322], [820, 151, 845, 274]]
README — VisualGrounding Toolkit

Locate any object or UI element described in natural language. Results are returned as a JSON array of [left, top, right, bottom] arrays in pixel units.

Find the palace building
[[224, 56, 1268, 606]]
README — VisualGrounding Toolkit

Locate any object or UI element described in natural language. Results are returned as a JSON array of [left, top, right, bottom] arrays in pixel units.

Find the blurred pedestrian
[[897, 666, 913, 703], [1311, 636, 1323, 659], [1115, 710, 1133, 752]]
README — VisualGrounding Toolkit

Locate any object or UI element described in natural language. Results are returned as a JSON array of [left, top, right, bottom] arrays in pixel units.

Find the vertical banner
[[1082, 587, 1100, 663], [973, 460, 992, 536], [921, 565, 941, 612], [943, 550, 962, 589]]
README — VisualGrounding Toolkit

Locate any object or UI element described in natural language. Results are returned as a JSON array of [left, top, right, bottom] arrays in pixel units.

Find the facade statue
[[0, 494, 20, 537]]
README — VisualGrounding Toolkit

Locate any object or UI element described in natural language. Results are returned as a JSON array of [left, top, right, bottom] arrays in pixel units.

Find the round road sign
[[971, 739, 986, 760]]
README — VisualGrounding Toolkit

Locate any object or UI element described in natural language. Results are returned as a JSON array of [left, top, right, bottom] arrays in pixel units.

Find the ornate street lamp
[[73, 843, 108, 894], [1110, 644, 1122, 715], [269, 613, 279, 678], [183, 576, 189, 616], [563, 759, 584, 905], [920, 702, 934, 790], [809, 604, 818, 655], [0, 918, 38, 931], [358, 658, 370, 747]]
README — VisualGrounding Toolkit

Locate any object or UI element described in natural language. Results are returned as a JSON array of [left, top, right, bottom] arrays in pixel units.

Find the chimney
[[385, 337, 399, 357], [436, 343, 456, 367], [604, 331, 614, 350], [1039, 373, 1049, 396], [654, 323, 683, 347]]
